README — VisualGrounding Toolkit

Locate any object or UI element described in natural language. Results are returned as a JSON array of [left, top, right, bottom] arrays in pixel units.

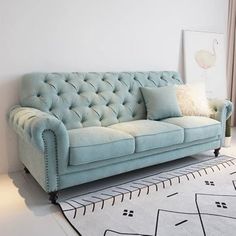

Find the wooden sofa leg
[[214, 148, 220, 157], [49, 191, 58, 204], [24, 167, 30, 174]]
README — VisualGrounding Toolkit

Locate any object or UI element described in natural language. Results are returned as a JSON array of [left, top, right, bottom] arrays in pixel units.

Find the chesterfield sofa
[[8, 71, 232, 204]]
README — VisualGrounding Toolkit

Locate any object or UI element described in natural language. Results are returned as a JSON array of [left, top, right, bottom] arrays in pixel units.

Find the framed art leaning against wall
[[183, 30, 227, 100]]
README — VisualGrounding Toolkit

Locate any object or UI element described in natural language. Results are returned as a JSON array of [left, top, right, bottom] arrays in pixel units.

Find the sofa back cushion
[[20, 71, 183, 129]]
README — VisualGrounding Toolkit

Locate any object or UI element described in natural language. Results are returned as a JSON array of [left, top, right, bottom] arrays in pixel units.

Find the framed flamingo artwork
[[183, 30, 227, 99]]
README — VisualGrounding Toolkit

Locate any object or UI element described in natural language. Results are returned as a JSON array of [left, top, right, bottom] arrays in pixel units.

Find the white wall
[[0, 0, 228, 173]]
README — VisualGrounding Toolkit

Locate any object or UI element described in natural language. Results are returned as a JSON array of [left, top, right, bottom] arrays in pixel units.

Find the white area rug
[[59, 155, 236, 236]]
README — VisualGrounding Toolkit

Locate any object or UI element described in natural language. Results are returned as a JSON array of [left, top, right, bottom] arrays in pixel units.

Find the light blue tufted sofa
[[8, 71, 232, 203]]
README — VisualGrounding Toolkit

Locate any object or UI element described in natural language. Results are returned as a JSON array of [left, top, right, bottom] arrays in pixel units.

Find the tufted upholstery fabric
[[20, 71, 183, 129], [8, 106, 69, 153]]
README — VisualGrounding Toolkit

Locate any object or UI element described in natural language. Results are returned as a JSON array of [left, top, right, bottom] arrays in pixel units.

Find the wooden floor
[[0, 128, 235, 236]]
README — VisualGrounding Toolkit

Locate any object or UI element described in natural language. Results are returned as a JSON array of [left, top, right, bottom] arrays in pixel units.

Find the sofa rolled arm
[[208, 99, 233, 122], [208, 99, 233, 145], [8, 106, 69, 154]]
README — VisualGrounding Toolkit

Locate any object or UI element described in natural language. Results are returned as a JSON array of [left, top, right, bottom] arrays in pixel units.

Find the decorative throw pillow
[[140, 86, 182, 120], [175, 83, 210, 117]]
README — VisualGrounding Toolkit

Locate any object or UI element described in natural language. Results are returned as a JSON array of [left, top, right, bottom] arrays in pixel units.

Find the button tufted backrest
[[20, 71, 183, 129]]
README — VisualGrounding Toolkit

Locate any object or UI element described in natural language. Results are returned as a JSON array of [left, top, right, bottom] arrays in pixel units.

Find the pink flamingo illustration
[[194, 39, 218, 75]]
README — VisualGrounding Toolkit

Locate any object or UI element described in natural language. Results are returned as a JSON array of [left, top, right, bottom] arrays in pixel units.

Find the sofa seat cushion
[[163, 116, 221, 143], [109, 120, 184, 153], [68, 127, 135, 166]]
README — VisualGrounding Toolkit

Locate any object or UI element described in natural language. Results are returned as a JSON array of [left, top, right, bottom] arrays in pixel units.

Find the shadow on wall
[[0, 75, 22, 173]]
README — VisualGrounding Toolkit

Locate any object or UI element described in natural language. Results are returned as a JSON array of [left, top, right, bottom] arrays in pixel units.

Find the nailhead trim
[[42, 129, 59, 192]]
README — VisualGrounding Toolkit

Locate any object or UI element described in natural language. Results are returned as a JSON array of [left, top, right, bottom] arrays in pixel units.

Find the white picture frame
[[183, 30, 227, 99]]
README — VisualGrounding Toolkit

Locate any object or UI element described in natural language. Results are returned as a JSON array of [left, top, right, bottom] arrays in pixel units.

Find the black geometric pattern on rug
[[205, 181, 215, 186], [58, 155, 236, 236], [233, 180, 236, 190], [122, 209, 134, 217]]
